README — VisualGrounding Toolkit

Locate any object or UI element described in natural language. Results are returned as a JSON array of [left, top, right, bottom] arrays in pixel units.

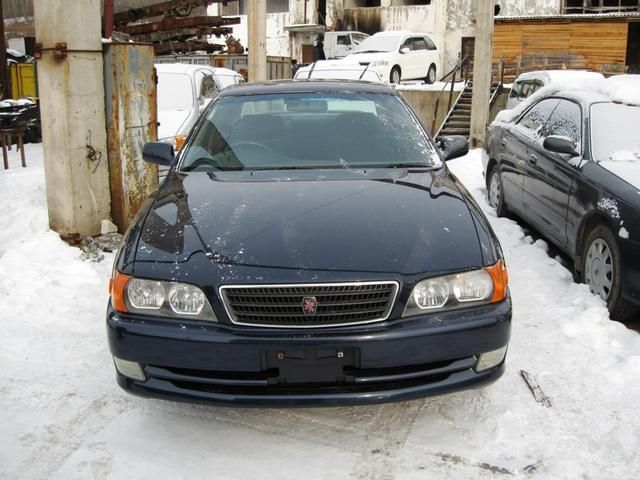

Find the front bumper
[[107, 299, 511, 407]]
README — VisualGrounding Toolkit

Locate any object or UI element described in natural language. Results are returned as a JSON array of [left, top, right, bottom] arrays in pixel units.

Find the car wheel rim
[[428, 68, 435, 83], [585, 238, 613, 301], [392, 71, 400, 84], [489, 173, 501, 209]]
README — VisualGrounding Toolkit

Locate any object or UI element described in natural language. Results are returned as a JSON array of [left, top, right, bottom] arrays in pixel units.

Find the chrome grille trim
[[219, 281, 400, 328]]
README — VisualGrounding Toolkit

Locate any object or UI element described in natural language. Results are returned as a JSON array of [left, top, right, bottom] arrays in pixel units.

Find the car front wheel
[[487, 166, 506, 217], [425, 64, 436, 84], [582, 225, 636, 322], [390, 67, 401, 84]]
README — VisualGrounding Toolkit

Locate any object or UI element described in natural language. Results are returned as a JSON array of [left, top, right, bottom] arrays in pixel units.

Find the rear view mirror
[[543, 135, 579, 156], [439, 135, 469, 161], [143, 142, 175, 166], [400, 47, 410, 54]]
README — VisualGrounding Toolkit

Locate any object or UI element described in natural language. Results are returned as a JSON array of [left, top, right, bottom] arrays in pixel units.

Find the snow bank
[[395, 81, 465, 92]]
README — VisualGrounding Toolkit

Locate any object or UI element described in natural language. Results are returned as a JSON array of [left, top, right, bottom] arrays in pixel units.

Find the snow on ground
[[1, 145, 640, 479]]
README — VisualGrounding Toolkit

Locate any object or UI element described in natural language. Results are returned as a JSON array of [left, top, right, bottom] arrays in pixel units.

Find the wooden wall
[[493, 21, 629, 73]]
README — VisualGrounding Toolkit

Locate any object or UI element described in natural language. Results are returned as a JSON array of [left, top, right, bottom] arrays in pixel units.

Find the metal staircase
[[432, 58, 504, 143]]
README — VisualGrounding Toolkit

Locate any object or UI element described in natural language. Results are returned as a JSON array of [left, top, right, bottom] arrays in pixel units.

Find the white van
[[156, 64, 244, 149], [323, 31, 369, 59]]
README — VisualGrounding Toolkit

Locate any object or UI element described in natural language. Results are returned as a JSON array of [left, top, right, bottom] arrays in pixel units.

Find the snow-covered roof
[[496, 12, 640, 22]]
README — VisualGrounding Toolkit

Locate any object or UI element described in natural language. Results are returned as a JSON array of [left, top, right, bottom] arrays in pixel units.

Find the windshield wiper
[[379, 163, 430, 169], [354, 50, 386, 54]]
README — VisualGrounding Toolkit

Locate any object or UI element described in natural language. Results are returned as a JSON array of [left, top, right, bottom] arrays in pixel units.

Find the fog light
[[476, 346, 507, 372], [113, 357, 146, 381]]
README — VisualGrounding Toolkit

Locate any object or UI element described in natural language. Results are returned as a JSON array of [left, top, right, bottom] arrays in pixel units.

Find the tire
[[390, 67, 401, 84], [487, 165, 507, 217], [425, 64, 436, 84], [582, 225, 637, 322]]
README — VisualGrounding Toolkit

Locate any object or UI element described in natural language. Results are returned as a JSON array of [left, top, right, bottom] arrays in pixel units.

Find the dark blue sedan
[[107, 80, 511, 406], [487, 89, 640, 322]]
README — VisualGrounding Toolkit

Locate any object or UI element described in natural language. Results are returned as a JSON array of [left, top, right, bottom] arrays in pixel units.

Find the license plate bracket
[[265, 348, 356, 385]]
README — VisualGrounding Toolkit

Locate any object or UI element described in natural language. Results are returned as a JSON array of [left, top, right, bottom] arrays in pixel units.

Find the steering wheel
[[230, 140, 274, 154]]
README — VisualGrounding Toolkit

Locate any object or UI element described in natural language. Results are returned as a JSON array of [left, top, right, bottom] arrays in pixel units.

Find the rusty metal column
[[104, 43, 158, 232], [248, 0, 267, 81]]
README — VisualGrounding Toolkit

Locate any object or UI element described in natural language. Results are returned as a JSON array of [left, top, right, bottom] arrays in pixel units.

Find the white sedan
[[343, 31, 440, 84]]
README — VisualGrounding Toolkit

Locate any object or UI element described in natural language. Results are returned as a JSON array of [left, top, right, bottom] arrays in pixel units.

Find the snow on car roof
[[513, 70, 604, 83], [494, 74, 640, 124], [155, 63, 214, 74]]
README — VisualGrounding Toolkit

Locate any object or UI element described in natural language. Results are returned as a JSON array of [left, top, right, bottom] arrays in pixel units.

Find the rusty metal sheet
[[119, 15, 239, 36], [104, 43, 159, 231], [114, 0, 218, 25]]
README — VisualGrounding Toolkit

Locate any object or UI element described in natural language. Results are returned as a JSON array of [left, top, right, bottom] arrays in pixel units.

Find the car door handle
[[528, 154, 538, 166], [501, 139, 507, 147]]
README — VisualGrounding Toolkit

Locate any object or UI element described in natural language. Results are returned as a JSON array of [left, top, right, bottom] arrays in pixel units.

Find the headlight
[[403, 260, 508, 317], [109, 271, 217, 321]]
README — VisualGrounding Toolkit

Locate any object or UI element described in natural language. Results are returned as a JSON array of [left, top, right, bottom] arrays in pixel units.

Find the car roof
[[218, 79, 397, 97], [370, 31, 427, 37], [549, 89, 611, 106], [155, 63, 215, 74], [210, 67, 243, 77], [513, 70, 604, 83]]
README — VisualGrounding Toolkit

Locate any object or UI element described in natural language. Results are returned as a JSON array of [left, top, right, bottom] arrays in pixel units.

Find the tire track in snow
[[348, 400, 425, 480]]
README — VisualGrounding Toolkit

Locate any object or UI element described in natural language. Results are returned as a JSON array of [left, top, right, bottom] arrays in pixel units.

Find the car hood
[[598, 160, 640, 191], [344, 52, 393, 64], [134, 169, 484, 276], [157, 109, 190, 139]]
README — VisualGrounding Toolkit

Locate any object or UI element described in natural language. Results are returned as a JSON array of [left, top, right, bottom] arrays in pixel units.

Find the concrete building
[[211, 0, 564, 73], [213, 0, 640, 78]]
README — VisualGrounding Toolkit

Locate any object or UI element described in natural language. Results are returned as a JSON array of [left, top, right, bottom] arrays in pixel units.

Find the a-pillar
[[34, 0, 111, 240]]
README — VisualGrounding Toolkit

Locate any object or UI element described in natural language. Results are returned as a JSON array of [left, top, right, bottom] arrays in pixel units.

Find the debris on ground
[[520, 370, 552, 408]]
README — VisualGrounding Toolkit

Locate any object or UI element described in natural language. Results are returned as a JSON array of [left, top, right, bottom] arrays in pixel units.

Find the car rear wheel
[[425, 64, 436, 84], [582, 225, 636, 322], [487, 166, 506, 217], [390, 67, 401, 84]]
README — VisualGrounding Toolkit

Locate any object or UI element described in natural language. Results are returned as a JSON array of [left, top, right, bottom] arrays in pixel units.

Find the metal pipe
[[104, 0, 114, 38]]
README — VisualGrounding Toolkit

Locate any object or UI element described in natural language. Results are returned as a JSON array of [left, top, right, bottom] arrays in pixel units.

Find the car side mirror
[[400, 47, 410, 54], [543, 135, 579, 156], [439, 135, 469, 161], [143, 142, 175, 166]]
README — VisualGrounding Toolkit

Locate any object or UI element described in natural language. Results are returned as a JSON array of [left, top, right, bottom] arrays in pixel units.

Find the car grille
[[220, 282, 399, 328]]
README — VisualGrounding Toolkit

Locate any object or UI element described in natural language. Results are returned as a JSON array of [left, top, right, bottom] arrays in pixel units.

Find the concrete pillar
[[469, 0, 494, 149], [34, 0, 111, 240], [248, 0, 267, 81]]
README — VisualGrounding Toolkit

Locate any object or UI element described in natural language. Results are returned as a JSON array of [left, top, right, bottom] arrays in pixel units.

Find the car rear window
[[181, 92, 441, 171], [590, 102, 640, 161]]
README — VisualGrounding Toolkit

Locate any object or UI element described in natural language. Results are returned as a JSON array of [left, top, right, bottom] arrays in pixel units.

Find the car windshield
[[157, 73, 193, 111], [353, 35, 401, 54], [180, 92, 441, 171], [590, 102, 640, 161]]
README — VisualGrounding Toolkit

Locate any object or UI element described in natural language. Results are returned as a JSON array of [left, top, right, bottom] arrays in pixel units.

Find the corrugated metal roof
[[496, 12, 640, 22]]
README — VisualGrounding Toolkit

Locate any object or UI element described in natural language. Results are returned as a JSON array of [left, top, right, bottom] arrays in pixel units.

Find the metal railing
[[490, 57, 505, 107], [431, 55, 470, 134]]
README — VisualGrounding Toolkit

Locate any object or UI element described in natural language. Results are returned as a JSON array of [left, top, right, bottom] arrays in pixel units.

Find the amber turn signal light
[[486, 259, 509, 303], [109, 270, 131, 313]]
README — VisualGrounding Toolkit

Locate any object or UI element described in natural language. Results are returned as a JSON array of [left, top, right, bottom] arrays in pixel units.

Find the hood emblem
[[302, 296, 318, 315]]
